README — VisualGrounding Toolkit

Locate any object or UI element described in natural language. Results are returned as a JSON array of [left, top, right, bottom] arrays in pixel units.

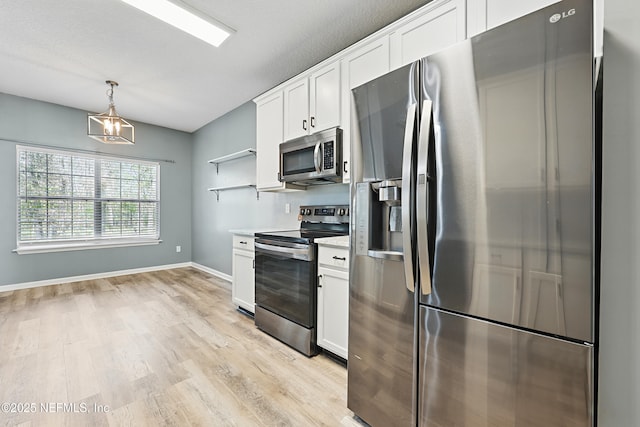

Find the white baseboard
[[0, 262, 193, 293], [190, 262, 232, 282]]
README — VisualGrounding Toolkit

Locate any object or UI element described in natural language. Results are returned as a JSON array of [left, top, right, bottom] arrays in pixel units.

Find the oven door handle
[[255, 242, 314, 261]]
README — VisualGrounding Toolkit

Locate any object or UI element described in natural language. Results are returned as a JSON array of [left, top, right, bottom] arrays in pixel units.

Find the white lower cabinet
[[317, 244, 349, 359], [232, 235, 255, 313]]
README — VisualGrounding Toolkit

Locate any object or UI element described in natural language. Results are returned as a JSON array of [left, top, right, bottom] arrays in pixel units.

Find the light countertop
[[228, 228, 284, 237], [229, 229, 257, 237], [315, 235, 350, 248]]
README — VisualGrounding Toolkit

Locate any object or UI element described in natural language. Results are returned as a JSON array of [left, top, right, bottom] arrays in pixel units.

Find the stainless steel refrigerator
[[348, 0, 600, 425]]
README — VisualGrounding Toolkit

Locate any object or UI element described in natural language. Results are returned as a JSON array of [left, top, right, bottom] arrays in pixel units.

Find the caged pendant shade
[[88, 80, 135, 145]]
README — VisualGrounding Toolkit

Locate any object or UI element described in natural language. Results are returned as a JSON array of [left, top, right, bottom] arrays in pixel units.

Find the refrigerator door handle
[[401, 102, 417, 293], [416, 100, 433, 296]]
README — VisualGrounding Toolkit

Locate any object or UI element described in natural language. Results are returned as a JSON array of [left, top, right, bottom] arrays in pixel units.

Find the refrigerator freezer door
[[349, 61, 420, 427], [420, 0, 595, 342], [418, 306, 593, 426], [348, 255, 415, 427]]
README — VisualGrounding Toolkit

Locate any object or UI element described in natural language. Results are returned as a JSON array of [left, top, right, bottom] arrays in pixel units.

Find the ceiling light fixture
[[119, 0, 233, 47], [87, 80, 135, 145]]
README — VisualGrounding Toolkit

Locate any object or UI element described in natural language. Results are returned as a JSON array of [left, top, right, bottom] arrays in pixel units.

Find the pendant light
[[87, 80, 135, 145]]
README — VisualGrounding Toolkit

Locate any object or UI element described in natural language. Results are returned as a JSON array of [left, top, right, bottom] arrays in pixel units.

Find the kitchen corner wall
[[191, 101, 349, 275], [0, 93, 192, 287], [599, 0, 640, 425]]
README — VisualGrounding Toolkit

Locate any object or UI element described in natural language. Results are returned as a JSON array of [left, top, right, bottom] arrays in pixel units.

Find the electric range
[[253, 204, 349, 356]]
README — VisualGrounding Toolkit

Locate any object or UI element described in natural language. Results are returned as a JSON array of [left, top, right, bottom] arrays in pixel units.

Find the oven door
[[254, 239, 317, 328]]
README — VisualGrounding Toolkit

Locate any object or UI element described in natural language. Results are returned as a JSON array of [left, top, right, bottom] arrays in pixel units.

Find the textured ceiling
[[0, 0, 430, 132]]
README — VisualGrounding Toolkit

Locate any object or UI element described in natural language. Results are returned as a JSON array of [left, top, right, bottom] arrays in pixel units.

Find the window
[[16, 146, 160, 253]]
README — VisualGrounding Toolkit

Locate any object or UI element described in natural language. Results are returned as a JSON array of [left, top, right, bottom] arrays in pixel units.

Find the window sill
[[14, 239, 162, 255]]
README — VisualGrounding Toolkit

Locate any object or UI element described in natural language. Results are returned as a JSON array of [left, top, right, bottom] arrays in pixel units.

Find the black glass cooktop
[[255, 204, 349, 244], [255, 228, 347, 244]]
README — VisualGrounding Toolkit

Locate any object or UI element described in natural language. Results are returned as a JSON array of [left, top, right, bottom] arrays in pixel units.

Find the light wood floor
[[0, 267, 359, 426]]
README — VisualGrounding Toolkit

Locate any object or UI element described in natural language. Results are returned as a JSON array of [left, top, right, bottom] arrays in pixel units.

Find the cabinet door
[[343, 36, 391, 91], [283, 78, 310, 141], [390, 0, 466, 70], [341, 35, 391, 184], [469, 0, 560, 36], [309, 62, 341, 133], [232, 248, 255, 313], [317, 266, 349, 359], [255, 91, 285, 191]]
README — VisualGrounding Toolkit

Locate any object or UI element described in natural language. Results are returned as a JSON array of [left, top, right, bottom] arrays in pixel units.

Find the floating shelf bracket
[[208, 184, 259, 201], [208, 148, 256, 174]]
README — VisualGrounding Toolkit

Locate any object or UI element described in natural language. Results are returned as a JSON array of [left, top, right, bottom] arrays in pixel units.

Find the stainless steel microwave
[[279, 127, 342, 185]]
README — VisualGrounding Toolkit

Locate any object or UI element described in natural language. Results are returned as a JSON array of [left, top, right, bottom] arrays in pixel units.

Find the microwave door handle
[[314, 142, 322, 173], [401, 102, 417, 293], [416, 100, 433, 296]]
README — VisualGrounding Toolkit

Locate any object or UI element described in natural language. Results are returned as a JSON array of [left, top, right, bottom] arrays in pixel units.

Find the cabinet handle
[[253, 259, 255, 269], [310, 116, 315, 128], [332, 256, 346, 261], [318, 274, 323, 287], [303, 119, 307, 131], [240, 241, 247, 245], [343, 161, 348, 173]]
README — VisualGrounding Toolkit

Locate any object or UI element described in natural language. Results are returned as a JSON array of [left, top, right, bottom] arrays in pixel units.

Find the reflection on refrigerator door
[[348, 255, 414, 427], [418, 307, 593, 426]]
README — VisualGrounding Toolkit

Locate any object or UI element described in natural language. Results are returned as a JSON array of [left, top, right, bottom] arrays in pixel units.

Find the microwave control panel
[[323, 141, 334, 169]]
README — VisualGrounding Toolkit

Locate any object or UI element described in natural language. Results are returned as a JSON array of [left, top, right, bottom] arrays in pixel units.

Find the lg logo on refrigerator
[[550, 8, 576, 23]]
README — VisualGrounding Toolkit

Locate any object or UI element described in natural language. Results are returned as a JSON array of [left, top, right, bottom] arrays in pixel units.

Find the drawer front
[[318, 245, 349, 270], [233, 235, 255, 250]]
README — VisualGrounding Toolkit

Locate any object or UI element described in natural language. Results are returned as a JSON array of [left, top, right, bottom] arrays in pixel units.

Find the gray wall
[[598, 1, 640, 425], [0, 93, 192, 286], [191, 101, 348, 275]]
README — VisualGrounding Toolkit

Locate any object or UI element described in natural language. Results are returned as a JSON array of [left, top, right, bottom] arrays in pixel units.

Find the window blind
[[17, 146, 160, 245]]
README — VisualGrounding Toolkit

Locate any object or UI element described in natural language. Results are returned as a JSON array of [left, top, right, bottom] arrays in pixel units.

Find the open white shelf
[[208, 148, 256, 173], [208, 184, 259, 201]]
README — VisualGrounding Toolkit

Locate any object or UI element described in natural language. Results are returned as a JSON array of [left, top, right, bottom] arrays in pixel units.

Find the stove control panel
[[298, 205, 349, 223]]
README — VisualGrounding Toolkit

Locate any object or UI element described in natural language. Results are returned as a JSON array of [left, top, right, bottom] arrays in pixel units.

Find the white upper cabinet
[[256, 0, 540, 190], [255, 91, 286, 191], [309, 62, 341, 134], [390, 0, 466, 70], [283, 61, 342, 142], [283, 78, 310, 141], [340, 35, 391, 184], [468, 0, 561, 37], [342, 36, 391, 92]]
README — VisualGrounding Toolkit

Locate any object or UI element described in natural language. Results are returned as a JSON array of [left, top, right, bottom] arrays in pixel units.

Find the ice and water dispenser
[[354, 179, 405, 260]]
